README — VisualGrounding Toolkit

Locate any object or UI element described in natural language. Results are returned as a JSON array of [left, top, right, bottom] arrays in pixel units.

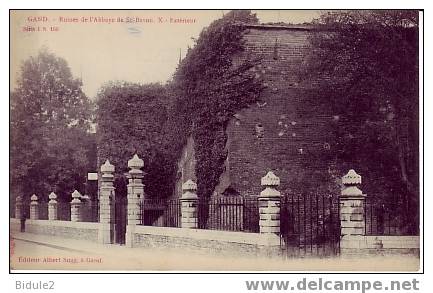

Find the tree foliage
[[303, 10, 419, 229], [171, 10, 264, 200], [95, 82, 174, 198], [11, 49, 96, 201]]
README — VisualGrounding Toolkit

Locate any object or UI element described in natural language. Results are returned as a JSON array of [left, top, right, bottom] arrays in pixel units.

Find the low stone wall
[[10, 218, 99, 242], [11, 217, 420, 259], [10, 218, 21, 232], [130, 225, 281, 258], [340, 235, 420, 256]]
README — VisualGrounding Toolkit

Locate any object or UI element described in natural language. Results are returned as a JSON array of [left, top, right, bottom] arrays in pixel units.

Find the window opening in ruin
[[255, 123, 264, 138]]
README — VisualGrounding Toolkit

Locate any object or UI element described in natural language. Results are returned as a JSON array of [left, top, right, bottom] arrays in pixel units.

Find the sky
[[10, 10, 321, 99]]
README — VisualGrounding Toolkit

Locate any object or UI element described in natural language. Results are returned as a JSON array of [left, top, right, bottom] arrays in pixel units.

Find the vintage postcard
[[9, 9, 422, 271]]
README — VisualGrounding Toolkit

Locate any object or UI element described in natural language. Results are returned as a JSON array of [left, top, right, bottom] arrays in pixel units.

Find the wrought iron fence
[[280, 193, 340, 257], [22, 200, 30, 219], [115, 197, 127, 244], [38, 202, 49, 220], [81, 200, 99, 222], [364, 198, 419, 236], [198, 196, 260, 233], [11, 200, 99, 222], [139, 196, 259, 232], [9, 199, 30, 219], [140, 198, 181, 228], [57, 202, 71, 221]]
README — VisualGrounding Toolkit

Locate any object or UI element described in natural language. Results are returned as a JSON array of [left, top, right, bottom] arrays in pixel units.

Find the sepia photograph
[[9, 9, 421, 271]]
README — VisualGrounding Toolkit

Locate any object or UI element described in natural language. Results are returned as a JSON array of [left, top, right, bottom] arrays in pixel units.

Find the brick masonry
[[225, 25, 336, 198], [175, 25, 341, 199]]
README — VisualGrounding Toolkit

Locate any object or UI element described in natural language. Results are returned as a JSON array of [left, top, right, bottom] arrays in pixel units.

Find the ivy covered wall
[[170, 10, 264, 200]]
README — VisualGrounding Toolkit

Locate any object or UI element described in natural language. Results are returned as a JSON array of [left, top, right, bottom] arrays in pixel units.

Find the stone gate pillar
[[48, 192, 58, 220], [98, 160, 115, 244], [71, 190, 82, 222], [339, 169, 366, 236], [15, 195, 23, 219], [258, 171, 282, 236], [180, 180, 198, 229], [257, 171, 282, 254], [29, 194, 39, 220], [125, 154, 145, 248]]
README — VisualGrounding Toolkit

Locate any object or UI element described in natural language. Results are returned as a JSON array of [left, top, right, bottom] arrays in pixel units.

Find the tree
[[95, 82, 174, 198], [303, 10, 419, 231], [11, 49, 95, 202]]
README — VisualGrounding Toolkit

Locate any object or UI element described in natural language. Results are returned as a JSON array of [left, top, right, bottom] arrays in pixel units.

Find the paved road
[[10, 232, 420, 271]]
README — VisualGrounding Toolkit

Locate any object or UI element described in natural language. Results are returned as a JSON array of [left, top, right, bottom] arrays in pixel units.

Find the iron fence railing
[[198, 196, 259, 233], [139, 196, 260, 233], [140, 198, 181, 228], [10, 200, 99, 222], [280, 193, 340, 257], [11, 194, 418, 238], [57, 202, 71, 221], [364, 198, 419, 236], [38, 202, 49, 220], [22, 200, 30, 219], [81, 200, 99, 222]]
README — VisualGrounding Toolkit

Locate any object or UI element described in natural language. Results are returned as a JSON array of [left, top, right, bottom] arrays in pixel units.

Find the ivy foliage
[[171, 10, 264, 199], [95, 11, 263, 200], [96, 82, 175, 198]]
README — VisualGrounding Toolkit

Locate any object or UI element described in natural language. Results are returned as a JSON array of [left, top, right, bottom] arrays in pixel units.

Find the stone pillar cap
[[342, 169, 361, 185], [341, 186, 365, 196], [128, 154, 144, 169], [48, 192, 57, 200], [72, 190, 82, 199], [261, 171, 280, 187], [101, 160, 115, 173], [182, 179, 197, 192], [16, 195, 23, 202], [182, 191, 198, 200], [260, 187, 281, 197], [30, 194, 38, 201]]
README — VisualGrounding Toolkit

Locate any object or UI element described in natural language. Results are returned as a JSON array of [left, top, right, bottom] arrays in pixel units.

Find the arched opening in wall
[[255, 123, 264, 138], [222, 186, 240, 197], [176, 170, 182, 181]]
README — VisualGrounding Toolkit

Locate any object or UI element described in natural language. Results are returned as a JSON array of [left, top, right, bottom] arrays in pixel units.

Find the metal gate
[[114, 196, 127, 244], [280, 193, 340, 257]]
